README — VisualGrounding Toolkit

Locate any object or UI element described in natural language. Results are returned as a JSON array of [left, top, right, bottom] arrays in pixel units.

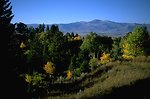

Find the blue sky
[[10, 0, 150, 24]]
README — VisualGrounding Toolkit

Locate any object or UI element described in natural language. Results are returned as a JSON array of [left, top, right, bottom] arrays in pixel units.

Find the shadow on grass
[[92, 78, 150, 99]]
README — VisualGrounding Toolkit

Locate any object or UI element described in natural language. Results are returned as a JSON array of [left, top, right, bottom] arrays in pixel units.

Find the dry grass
[[45, 57, 150, 99]]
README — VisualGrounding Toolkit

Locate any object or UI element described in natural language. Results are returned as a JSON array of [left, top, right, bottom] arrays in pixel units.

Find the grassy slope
[[75, 62, 150, 99], [46, 57, 150, 99]]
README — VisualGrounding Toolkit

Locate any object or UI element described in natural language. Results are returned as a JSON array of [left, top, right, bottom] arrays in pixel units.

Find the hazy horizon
[[24, 19, 150, 25]]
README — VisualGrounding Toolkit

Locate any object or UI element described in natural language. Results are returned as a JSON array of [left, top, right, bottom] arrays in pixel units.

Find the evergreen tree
[[5, 0, 27, 98], [38, 24, 45, 33], [6, 0, 15, 69], [71, 32, 74, 38], [15, 22, 28, 34], [0, 0, 14, 33], [50, 24, 59, 34], [27, 26, 36, 39], [46, 25, 50, 32], [111, 37, 122, 60], [42, 23, 45, 32], [15, 22, 28, 42], [48, 25, 64, 60]]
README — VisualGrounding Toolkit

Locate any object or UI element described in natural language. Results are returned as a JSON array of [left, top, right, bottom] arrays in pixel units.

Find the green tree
[[5, 0, 27, 97], [0, 0, 14, 32], [111, 37, 122, 60], [80, 32, 113, 58], [121, 26, 149, 59], [96, 36, 113, 53], [143, 33, 150, 55], [70, 49, 90, 73], [38, 24, 45, 33], [15, 22, 28, 34], [80, 32, 98, 57], [64, 32, 71, 41], [46, 25, 50, 32], [47, 25, 66, 72], [24, 33, 44, 73], [71, 32, 74, 38], [50, 24, 59, 34], [37, 31, 48, 61], [89, 58, 99, 71], [15, 22, 29, 50], [6, 0, 17, 70], [27, 26, 36, 39], [47, 25, 64, 59]]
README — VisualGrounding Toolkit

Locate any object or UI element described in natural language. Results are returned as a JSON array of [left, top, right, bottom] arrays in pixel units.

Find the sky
[[10, 0, 150, 24]]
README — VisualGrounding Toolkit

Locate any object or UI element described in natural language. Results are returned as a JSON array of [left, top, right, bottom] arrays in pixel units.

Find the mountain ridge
[[27, 19, 150, 37]]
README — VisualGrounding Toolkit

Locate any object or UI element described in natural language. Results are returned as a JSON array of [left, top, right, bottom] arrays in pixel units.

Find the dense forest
[[5, 0, 150, 98]]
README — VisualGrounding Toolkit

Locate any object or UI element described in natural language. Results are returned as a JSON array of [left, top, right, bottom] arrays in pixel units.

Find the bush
[[100, 53, 112, 64], [80, 60, 90, 72], [25, 72, 43, 86], [73, 68, 82, 78], [43, 61, 55, 74], [89, 58, 100, 71], [20, 41, 26, 49], [66, 70, 73, 79]]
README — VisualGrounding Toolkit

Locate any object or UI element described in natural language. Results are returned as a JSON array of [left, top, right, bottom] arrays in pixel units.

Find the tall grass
[[45, 56, 150, 99]]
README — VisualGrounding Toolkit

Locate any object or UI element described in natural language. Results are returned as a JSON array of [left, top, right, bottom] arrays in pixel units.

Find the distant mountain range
[[27, 19, 150, 37]]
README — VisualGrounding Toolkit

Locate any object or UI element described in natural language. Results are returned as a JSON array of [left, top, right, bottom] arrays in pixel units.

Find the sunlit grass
[[75, 60, 150, 98], [46, 57, 150, 99]]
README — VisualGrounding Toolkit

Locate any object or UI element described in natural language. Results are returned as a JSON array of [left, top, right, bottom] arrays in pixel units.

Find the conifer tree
[[0, 0, 14, 32]]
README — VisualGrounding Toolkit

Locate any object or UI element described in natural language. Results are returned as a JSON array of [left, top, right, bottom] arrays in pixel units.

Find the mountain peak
[[90, 19, 102, 22], [90, 19, 114, 23]]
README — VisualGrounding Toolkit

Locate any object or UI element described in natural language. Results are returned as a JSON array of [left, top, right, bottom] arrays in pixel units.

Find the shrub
[[100, 53, 112, 64], [25, 72, 43, 86], [89, 58, 100, 71], [73, 68, 82, 78], [80, 60, 90, 72], [66, 70, 72, 79], [25, 74, 32, 84], [74, 35, 81, 40], [43, 61, 55, 74], [32, 72, 43, 86], [20, 41, 26, 49]]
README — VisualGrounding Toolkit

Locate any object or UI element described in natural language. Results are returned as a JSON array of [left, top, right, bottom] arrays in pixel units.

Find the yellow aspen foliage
[[122, 43, 134, 60], [43, 61, 55, 74], [66, 70, 72, 79], [20, 41, 26, 48], [25, 74, 32, 84], [100, 53, 112, 64], [122, 55, 134, 60], [122, 43, 130, 54], [74, 35, 81, 40]]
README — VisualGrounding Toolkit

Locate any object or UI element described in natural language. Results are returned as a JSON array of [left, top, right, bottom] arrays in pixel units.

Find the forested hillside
[[5, 0, 150, 98]]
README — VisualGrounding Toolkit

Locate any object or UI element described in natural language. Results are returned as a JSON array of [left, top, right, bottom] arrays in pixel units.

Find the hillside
[[27, 19, 150, 36], [45, 56, 150, 99]]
